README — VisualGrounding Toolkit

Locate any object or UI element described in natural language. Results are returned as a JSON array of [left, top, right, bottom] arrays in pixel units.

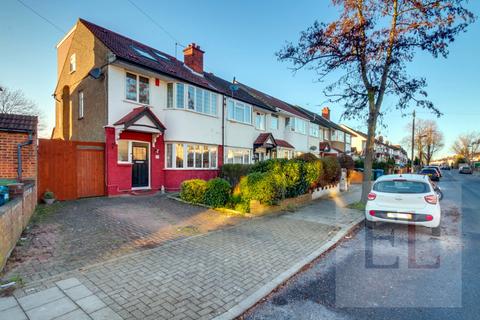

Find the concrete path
[[3, 187, 362, 320]]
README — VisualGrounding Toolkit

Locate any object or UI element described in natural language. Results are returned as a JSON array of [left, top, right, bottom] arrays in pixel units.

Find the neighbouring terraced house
[[52, 18, 351, 195]]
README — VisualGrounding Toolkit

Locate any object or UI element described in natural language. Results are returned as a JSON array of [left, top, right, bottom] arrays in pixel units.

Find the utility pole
[[411, 110, 415, 173]]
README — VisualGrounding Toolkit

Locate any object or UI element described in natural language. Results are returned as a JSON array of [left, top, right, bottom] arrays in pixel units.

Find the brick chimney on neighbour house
[[183, 43, 204, 74], [322, 107, 331, 120]]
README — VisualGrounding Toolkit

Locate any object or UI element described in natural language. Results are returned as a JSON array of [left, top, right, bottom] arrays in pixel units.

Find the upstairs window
[[255, 112, 265, 130], [310, 123, 319, 137], [69, 54, 76, 73], [125, 72, 150, 104], [286, 117, 307, 134], [270, 115, 279, 130], [227, 99, 252, 124], [166, 82, 216, 116], [78, 91, 84, 119]]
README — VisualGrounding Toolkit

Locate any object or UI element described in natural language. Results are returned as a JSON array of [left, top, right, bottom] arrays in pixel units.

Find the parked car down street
[[418, 167, 441, 181], [459, 165, 473, 174], [365, 174, 441, 236]]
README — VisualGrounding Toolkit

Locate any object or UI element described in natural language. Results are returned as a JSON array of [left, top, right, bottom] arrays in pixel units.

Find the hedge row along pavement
[[180, 154, 344, 213]]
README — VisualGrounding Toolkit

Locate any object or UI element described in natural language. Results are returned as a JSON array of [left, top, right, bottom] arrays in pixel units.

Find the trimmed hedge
[[321, 156, 341, 186], [220, 164, 253, 186], [180, 179, 207, 204], [204, 178, 231, 208], [237, 172, 282, 207]]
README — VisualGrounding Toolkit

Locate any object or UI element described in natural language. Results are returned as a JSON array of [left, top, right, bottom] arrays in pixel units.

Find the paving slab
[[64, 284, 93, 300], [18, 287, 64, 310], [56, 278, 82, 290], [76, 294, 106, 314], [0, 296, 17, 311], [0, 305, 28, 320], [55, 309, 92, 320], [26, 296, 77, 320]]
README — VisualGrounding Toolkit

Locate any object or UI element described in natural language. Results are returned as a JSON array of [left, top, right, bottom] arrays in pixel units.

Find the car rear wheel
[[432, 226, 441, 236], [365, 220, 375, 229]]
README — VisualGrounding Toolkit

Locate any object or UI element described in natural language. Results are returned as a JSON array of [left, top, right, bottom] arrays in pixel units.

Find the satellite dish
[[89, 68, 102, 79], [229, 84, 239, 92]]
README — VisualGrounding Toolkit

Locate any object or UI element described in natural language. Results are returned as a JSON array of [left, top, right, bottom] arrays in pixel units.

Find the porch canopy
[[113, 106, 166, 143], [253, 133, 294, 158]]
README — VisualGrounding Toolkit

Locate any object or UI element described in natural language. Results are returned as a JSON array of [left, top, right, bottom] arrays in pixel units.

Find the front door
[[132, 142, 149, 188]]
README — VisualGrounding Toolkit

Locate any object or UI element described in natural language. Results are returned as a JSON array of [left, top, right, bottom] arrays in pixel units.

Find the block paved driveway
[[1, 188, 362, 320], [2, 194, 245, 283]]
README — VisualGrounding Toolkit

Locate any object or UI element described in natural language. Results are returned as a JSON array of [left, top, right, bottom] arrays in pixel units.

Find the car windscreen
[[420, 169, 436, 174], [373, 180, 430, 194]]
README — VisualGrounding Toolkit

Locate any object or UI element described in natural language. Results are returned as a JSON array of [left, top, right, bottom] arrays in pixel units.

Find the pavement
[[246, 170, 480, 320], [0, 186, 362, 320]]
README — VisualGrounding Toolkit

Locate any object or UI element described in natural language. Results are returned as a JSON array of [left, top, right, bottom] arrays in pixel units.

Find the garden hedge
[[180, 179, 207, 204], [204, 178, 231, 207]]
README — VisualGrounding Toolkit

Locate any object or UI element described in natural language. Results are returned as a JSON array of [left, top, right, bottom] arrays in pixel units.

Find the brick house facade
[[52, 18, 351, 194], [0, 114, 38, 180]]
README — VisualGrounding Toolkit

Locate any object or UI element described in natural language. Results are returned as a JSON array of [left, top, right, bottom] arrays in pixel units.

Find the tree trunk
[[361, 109, 377, 203]]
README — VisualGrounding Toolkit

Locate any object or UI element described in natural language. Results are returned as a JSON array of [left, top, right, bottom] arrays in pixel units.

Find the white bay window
[[225, 148, 251, 164], [166, 143, 218, 169], [167, 82, 217, 116]]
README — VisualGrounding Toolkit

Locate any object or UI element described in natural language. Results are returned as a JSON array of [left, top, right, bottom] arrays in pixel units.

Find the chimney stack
[[322, 107, 330, 120], [183, 43, 204, 74]]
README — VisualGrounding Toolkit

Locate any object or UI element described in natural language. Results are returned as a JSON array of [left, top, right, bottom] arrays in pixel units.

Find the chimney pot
[[183, 43, 204, 74], [322, 107, 330, 120]]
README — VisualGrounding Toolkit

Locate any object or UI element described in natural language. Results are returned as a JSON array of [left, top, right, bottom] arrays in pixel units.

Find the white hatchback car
[[365, 174, 441, 236]]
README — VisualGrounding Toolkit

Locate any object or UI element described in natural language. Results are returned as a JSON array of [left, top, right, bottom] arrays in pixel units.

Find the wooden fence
[[38, 139, 105, 201]]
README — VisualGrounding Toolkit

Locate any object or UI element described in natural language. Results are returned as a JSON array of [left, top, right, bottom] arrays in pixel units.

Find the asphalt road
[[245, 170, 480, 320]]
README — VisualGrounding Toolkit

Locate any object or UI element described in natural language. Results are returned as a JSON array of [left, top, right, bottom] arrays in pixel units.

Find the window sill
[[227, 119, 253, 126], [122, 99, 155, 108], [164, 107, 218, 119], [164, 167, 218, 171], [117, 162, 133, 166]]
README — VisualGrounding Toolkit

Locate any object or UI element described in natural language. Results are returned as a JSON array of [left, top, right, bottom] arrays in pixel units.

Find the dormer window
[[69, 54, 76, 73]]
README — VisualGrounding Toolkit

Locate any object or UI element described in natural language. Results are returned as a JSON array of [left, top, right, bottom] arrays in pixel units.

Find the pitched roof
[[204, 73, 275, 112], [275, 139, 294, 149], [237, 82, 309, 119], [340, 124, 368, 138], [253, 132, 276, 146], [114, 106, 166, 131], [80, 19, 218, 93], [291, 104, 346, 131], [0, 113, 37, 133]]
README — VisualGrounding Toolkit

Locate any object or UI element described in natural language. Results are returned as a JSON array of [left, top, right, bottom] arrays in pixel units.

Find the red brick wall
[[0, 132, 37, 180]]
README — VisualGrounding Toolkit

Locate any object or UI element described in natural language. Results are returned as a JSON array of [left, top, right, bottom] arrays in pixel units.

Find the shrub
[[43, 190, 55, 199], [203, 178, 231, 208], [338, 154, 355, 170], [321, 157, 341, 186], [304, 160, 323, 189], [295, 152, 319, 162], [179, 179, 207, 204], [220, 164, 253, 187], [238, 172, 282, 208], [283, 159, 308, 197]]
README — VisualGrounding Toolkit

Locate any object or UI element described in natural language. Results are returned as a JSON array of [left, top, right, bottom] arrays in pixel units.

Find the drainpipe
[[17, 133, 33, 181]]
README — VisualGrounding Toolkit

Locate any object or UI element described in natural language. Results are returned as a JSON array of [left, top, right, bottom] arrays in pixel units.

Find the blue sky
[[1, 0, 479, 157]]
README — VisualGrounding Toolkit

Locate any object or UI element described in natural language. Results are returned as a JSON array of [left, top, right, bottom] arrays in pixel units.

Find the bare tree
[[402, 119, 444, 165], [0, 85, 45, 132], [451, 132, 480, 162], [423, 121, 444, 165], [276, 0, 474, 203]]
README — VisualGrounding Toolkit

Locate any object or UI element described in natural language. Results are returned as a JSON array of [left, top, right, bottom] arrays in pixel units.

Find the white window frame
[[70, 54, 76, 73], [165, 142, 218, 169], [125, 71, 150, 105], [270, 114, 279, 130], [309, 123, 319, 138], [78, 90, 84, 119], [286, 117, 307, 135], [227, 98, 252, 125], [224, 147, 252, 164], [255, 112, 266, 130], [167, 82, 217, 116]]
